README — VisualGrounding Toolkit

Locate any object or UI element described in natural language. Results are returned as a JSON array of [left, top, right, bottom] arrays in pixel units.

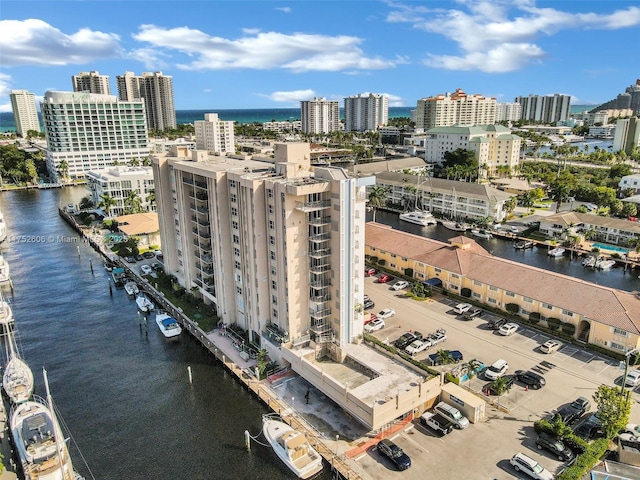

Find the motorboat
[[471, 229, 493, 239], [514, 240, 534, 250], [596, 258, 616, 270], [0, 295, 14, 332], [155, 312, 182, 338], [0, 254, 11, 286], [262, 414, 323, 479], [0, 210, 7, 243], [3, 325, 34, 404], [136, 293, 154, 312], [10, 369, 84, 480], [111, 267, 126, 287], [548, 247, 566, 257], [441, 220, 469, 232], [582, 255, 597, 267], [399, 210, 437, 227], [124, 281, 139, 297]]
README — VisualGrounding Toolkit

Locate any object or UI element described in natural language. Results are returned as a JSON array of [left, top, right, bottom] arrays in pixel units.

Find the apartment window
[[269, 220, 274, 230], [230, 194, 237, 203], [234, 247, 240, 257], [472, 292, 481, 299], [271, 280, 277, 290], [487, 298, 498, 304], [231, 207, 238, 216], [273, 309, 278, 319], [613, 328, 629, 337], [450, 285, 459, 291], [232, 234, 239, 244], [562, 309, 573, 317], [390, 263, 396, 269], [521, 309, 530, 316], [229, 180, 236, 188], [523, 296, 533, 303], [270, 251, 276, 261], [451, 274, 459, 279], [505, 291, 515, 297], [390, 254, 396, 258], [435, 268, 441, 273], [610, 342, 626, 352], [271, 295, 277, 305], [234, 261, 241, 269], [269, 236, 275, 245], [268, 205, 274, 214], [267, 189, 273, 198], [232, 221, 239, 230], [271, 267, 276, 276], [542, 303, 553, 309], [489, 286, 498, 292], [473, 280, 482, 286]]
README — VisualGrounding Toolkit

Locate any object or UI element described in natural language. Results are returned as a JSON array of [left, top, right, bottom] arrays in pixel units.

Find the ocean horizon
[[0, 105, 596, 133]]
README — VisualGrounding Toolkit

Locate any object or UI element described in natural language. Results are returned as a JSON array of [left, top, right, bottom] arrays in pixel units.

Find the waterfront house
[[538, 211, 640, 246], [115, 212, 160, 249], [365, 222, 640, 356]]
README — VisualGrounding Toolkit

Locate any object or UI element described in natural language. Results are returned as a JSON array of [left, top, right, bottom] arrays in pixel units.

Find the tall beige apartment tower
[[10, 90, 40, 137], [71, 71, 111, 95], [194, 113, 235, 154], [344, 93, 389, 132], [301, 97, 340, 134], [416, 88, 496, 130], [152, 143, 373, 364], [116, 71, 177, 131]]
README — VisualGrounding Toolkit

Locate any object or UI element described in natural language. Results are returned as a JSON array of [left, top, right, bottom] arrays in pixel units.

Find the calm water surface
[[0, 187, 330, 479]]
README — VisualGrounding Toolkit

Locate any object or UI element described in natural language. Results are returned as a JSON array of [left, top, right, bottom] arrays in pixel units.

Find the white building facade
[[41, 91, 149, 180], [613, 117, 640, 155], [344, 93, 388, 132], [194, 113, 235, 154], [300, 97, 340, 134], [416, 88, 496, 131], [72, 71, 111, 95], [10, 90, 40, 137], [515, 94, 571, 123], [116, 71, 176, 131], [495, 102, 522, 122], [86, 166, 155, 216], [263, 120, 302, 133]]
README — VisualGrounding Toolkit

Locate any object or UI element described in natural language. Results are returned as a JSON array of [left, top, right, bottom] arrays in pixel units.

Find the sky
[[1, 0, 639, 113]]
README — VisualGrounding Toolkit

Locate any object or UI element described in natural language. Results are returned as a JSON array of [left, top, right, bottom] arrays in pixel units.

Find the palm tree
[[56, 159, 69, 183], [98, 193, 118, 218], [490, 376, 510, 396], [124, 190, 142, 214], [147, 189, 156, 209], [368, 186, 389, 223], [435, 349, 454, 365]]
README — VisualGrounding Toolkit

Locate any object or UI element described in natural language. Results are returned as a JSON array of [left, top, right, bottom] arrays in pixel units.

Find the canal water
[[371, 210, 640, 293], [0, 187, 330, 479]]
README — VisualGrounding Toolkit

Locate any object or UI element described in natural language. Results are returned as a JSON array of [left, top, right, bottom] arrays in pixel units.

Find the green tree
[[98, 193, 118, 218], [79, 196, 94, 210], [489, 376, 511, 396], [621, 202, 637, 218], [521, 188, 545, 211], [592, 384, 631, 439], [124, 190, 143, 214], [367, 185, 389, 223], [503, 196, 517, 216], [56, 159, 70, 182], [147, 189, 156, 208], [592, 186, 617, 210], [435, 349, 454, 365]]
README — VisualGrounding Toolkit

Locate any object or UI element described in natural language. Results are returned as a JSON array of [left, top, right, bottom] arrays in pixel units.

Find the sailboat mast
[[44, 368, 71, 480]]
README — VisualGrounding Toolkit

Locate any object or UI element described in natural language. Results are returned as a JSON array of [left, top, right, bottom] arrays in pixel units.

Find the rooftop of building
[[540, 212, 640, 233], [347, 157, 426, 175], [365, 222, 640, 334], [86, 165, 154, 180], [116, 212, 159, 235]]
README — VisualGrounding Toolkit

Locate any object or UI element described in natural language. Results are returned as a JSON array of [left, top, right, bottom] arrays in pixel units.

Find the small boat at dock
[[471, 229, 493, 239], [0, 254, 11, 286], [582, 255, 597, 267], [514, 240, 533, 250], [124, 281, 140, 297], [596, 258, 616, 270], [548, 247, 566, 257], [441, 220, 469, 232], [155, 312, 182, 338], [136, 293, 154, 312], [399, 210, 437, 226]]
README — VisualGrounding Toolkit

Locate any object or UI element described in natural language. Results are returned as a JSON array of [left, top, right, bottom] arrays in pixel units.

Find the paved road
[[359, 276, 640, 480]]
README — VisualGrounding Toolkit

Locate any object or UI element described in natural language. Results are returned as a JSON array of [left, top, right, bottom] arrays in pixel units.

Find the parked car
[[151, 262, 163, 272], [540, 340, 561, 354], [364, 318, 385, 333], [378, 274, 394, 283], [426, 350, 464, 366], [434, 401, 469, 429], [426, 330, 447, 346], [485, 359, 509, 380], [377, 308, 395, 319], [574, 421, 604, 440], [364, 267, 377, 277], [514, 370, 546, 389], [498, 322, 519, 336], [393, 332, 418, 350], [554, 397, 591, 425], [364, 299, 375, 310], [377, 439, 411, 471], [135, 254, 144, 262], [535, 433, 574, 461], [142, 251, 155, 259], [365, 313, 377, 324], [625, 369, 640, 387], [125, 256, 137, 263], [391, 280, 409, 291], [140, 264, 153, 275], [405, 339, 431, 357], [624, 424, 640, 437], [453, 303, 472, 314], [462, 308, 483, 320], [487, 375, 514, 395], [420, 411, 454, 436], [487, 317, 508, 330], [509, 452, 554, 480]]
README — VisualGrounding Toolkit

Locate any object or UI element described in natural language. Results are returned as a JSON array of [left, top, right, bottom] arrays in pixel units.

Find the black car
[[142, 251, 155, 259], [555, 397, 591, 425], [514, 370, 546, 389], [574, 421, 604, 440], [364, 299, 375, 310], [487, 317, 507, 330], [377, 439, 411, 471], [135, 254, 144, 262], [535, 433, 574, 461], [394, 332, 423, 350], [486, 375, 514, 395]]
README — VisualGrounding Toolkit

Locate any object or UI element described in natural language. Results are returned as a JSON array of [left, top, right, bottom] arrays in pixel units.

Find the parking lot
[[358, 274, 640, 479]]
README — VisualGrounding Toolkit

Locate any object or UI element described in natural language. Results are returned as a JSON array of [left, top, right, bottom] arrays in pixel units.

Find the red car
[[364, 267, 377, 277], [378, 274, 394, 283]]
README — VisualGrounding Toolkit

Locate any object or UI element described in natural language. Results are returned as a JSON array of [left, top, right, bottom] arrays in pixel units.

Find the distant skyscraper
[[515, 94, 571, 123], [116, 71, 176, 131], [415, 88, 496, 130], [592, 79, 640, 115], [495, 102, 522, 122], [10, 90, 40, 137], [344, 93, 388, 132], [613, 117, 640, 155], [300, 97, 340, 134], [194, 113, 235, 154], [71, 71, 111, 95], [41, 91, 149, 180]]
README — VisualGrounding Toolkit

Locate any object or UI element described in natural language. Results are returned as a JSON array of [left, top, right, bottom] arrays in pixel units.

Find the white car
[[499, 322, 519, 336], [378, 308, 395, 319], [453, 303, 472, 314], [624, 370, 640, 387], [405, 339, 431, 356], [364, 318, 385, 333], [540, 340, 561, 354], [510, 453, 554, 480], [140, 264, 153, 275], [485, 359, 509, 380], [391, 280, 409, 291]]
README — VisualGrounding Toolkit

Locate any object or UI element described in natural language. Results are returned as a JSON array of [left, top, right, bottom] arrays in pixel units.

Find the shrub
[[505, 303, 520, 314], [561, 322, 576, 336], [404, 268, 413, 277], [547, 317, 562, 330], [369, 256, 378, 264], [378, 259, 386, 266], [529, 312, 541, 323], [460, 287, 471, 298]]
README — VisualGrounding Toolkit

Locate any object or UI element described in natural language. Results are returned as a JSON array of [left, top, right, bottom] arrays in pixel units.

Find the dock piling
[[188, 365, 193, 384]]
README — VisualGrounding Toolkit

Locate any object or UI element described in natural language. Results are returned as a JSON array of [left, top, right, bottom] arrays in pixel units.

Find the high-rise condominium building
[[152, 143, 373, 365], [613, 117, 640, 155], [495, 102, 522, 122], [86, 166, 155, 216], [415, 88, 496, 131], [300, 97, 340, 134], [515, 94, 571, 123], [10, 90, 40, 137], [344, 93, 388, 132], [194, 113, 235, 154], [72, 71, 111, 95], [116, 71, 176, 131], [41, 91, 149, 180]]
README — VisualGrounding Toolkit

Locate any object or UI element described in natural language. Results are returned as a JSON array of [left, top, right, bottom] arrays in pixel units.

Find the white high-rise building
[[495, 102, 523, 122], [116, 71, 176, 131], [416, 88, 496, 130], [10, 90, 40, 137], [194, 113, 235, 154], [344, 93, 388, 132], [72, 71, 111, 95], [300, 97, 340, 134], [41, 91, 149, 180], [515, 94, 571, 123], [86, 166, 155, 216]]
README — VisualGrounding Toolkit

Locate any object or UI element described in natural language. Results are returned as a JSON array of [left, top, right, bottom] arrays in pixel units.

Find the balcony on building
[[308, 247, 331, 259], [263, 323, 289, 346], [285, 178, 330, 197], [308, 216, 330, 227], [309, 233, 330, 243], [295, 199, 331, 212], [309, 307, 331, 320]]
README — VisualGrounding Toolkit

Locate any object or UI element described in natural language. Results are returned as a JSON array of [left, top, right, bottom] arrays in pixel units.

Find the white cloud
[[0, 19, 122, 66], [0, 73, 13, 113], [387, 1, 640, 73], [132, 25, 397, 72], [275, 7, 292, 14], [267, 89, 316, 103], [203, 88, 212, 93], [380, 93, 406, 107], [128, 48, 169, 70]]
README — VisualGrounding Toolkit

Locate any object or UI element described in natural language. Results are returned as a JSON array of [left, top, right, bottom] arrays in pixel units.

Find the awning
[[424, 278, 443, 287]]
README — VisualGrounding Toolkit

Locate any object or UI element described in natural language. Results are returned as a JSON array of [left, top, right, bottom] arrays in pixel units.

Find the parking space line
[[598, 364, 611, 375], [399, 430, 431, 453]]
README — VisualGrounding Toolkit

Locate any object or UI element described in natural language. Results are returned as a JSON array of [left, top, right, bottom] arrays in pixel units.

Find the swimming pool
[[591, 242, 629, 253]]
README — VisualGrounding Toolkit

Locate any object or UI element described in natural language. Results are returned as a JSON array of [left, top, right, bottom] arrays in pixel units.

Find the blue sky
[[1, 1, 639, 112]]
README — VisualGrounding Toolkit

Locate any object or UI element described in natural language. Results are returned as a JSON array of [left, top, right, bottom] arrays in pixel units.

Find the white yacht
[[135, 293, 154, 312], [0, 296, 14, 331], [399, 211, 437, 227], [124, 281, 139, 297], [0, 254, 11, 286], [262, 414, 323, 479], [471, 229, 493, 239], [0, 210, 7, 243], [155, 312, 182, 339], [548, 247, 566, 257], [3, 326, 34, 404]]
